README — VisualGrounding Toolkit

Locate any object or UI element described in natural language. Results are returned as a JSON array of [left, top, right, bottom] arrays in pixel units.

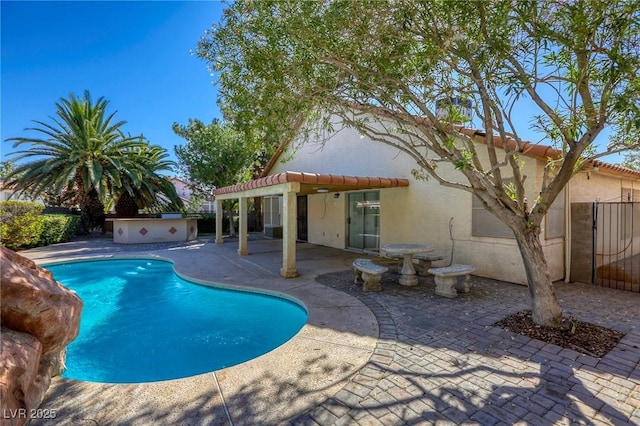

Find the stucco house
[[0, 179, 44, 204], [168, 177, 216, 214], [214, 114, 640, 286]]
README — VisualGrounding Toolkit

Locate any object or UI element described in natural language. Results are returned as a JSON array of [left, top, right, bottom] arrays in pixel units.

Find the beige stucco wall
[[269, 116, 573, 285], [570, 170, 639, 202], [307, 192, 346, 246]]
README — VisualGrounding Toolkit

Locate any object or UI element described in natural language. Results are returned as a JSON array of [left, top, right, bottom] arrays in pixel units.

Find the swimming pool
[[46, 258, 307, 383]]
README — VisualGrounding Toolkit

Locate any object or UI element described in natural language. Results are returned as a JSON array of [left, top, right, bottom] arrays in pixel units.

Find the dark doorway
[[297, 195, 308, 241]]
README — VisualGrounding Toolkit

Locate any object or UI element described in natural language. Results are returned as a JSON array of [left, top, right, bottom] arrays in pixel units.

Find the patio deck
[[20, 235, 640, 425]]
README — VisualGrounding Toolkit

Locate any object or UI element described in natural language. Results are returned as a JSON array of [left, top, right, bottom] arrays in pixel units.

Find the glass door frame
[[347, 190, 381, 252]]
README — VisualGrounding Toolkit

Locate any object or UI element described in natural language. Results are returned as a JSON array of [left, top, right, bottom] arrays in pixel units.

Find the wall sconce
[[316, 188, 329, 193], [585, 166, 599, 180], [333, 193, 340, 199]]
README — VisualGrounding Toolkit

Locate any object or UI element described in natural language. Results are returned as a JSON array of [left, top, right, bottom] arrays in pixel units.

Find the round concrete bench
[[386, 252, 444, 276], [353, 259, 388, 292], [428, 264, 475, 298]]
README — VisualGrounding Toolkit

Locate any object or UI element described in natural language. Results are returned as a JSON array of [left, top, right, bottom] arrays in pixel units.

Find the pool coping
[[28, 243, 379, 425]]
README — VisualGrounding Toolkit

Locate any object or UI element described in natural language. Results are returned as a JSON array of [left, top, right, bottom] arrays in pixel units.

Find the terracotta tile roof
[[456, 128, 562, 160], [590, 160, 640, 178], [457, 128, 640, 178], [215, 171, 409, 196]]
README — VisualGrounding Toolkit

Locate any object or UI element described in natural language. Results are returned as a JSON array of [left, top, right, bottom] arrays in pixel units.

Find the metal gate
[[593, 202, 639, 291]]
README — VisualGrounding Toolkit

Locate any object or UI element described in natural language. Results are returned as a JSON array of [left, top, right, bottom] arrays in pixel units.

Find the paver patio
[[21, 235, 640, 425]]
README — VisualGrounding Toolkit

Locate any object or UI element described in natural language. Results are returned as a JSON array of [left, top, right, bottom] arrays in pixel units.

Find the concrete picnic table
[[381, 243, 434, 286]]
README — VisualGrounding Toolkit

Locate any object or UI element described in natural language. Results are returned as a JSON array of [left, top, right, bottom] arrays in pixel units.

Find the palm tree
[[113, 142, 184, 217], [5, 91, 178, 233]]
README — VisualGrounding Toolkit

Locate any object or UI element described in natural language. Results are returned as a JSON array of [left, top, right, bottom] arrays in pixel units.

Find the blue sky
[[2, 1, 224, 166], [1, 1, 627, 169]]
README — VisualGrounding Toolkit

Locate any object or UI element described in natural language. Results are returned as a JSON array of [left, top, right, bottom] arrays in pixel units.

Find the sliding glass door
[[347, 191, 380, 251]]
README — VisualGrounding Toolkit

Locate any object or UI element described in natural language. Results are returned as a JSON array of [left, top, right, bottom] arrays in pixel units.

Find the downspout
[[564, 180, 572, 282]]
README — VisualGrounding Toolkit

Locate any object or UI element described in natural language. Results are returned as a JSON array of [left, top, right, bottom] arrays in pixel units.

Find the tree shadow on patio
[[300, 269, 640, 425]]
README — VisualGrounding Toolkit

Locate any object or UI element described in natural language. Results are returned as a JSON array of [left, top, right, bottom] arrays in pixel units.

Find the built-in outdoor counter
[[107, 216, 198, 244]]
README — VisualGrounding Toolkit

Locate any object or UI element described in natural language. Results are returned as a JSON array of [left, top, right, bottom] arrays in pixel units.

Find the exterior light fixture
[[317, 188, 329, 193]]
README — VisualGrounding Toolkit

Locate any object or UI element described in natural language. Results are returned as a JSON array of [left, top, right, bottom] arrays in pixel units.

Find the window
[[545, 189, 565, 239], [263, 196, 282, 226], [471, 180, 516, 239], [471, 194, 514, 238]]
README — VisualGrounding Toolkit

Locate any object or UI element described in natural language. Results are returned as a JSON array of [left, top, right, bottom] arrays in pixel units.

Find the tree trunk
[[77, 189, 104, 235], [115, 191, 139, 218], [253, 196, 263, 232], [513, 229, 563, 327], [226, 204, 236, 237]]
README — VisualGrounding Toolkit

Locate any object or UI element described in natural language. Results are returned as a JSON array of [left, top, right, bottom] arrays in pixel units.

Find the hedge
[[0, 201, 81, 250], [0, 201, 45, 250], [37, 214, 81, 246], [194, 213, 240, 234]]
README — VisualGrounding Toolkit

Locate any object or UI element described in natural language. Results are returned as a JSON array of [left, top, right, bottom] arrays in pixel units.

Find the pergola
[[214, 171, 409, 278]]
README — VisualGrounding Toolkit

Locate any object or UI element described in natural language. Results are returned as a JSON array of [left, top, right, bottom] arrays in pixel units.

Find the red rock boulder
[[0, 247, 83, 426]]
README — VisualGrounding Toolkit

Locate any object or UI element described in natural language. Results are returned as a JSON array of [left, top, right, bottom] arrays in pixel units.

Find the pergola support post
[[215, 198, 223, 244], [280, 190, 298, 278], [238, 196, 248, 256]]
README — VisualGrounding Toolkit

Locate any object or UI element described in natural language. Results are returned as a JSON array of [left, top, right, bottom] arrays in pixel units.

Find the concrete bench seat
[[353, 258, 388, 292], [386, 252, 444, 276], [428, 264, 475, 298]]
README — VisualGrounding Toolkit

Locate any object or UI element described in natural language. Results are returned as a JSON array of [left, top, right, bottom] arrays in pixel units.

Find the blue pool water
[[46, 258, 307, 383]]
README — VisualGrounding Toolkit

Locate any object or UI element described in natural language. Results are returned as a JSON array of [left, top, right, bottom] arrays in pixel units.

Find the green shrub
[[196, 214, 215, 233], [37, 214, 81, 246], [0, 201, 45, 250], [195, 213, 240, 234]]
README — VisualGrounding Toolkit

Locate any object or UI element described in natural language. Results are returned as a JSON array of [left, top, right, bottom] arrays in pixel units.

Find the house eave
[[215, 171, 409, 200]]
